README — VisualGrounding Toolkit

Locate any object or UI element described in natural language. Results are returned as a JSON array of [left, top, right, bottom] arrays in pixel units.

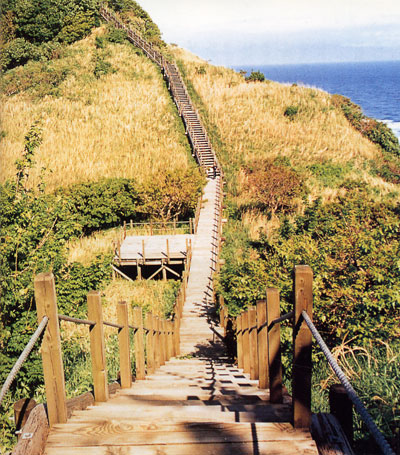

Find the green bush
[[0, 38, 38, 70], [0, 60, 70, 97], [57, 10, 96, 45], [308, 161, 352, 187], [284, 105, 299, 120], [332, 94, 400, 157], [93, 53, 115, 78], [106, 26, 127, 43], [245, 70, 265, 82]]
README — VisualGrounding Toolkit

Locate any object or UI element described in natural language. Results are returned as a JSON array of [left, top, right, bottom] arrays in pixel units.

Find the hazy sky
[[139, 0, 400, 65]]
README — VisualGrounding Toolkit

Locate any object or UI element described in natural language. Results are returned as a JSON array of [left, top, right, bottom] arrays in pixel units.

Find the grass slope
[[0, 27, 191, 192]]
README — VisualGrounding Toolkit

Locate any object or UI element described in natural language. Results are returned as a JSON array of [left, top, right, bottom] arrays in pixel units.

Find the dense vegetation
[[0, 0, 164, 71], [173, 49, 400, 452]]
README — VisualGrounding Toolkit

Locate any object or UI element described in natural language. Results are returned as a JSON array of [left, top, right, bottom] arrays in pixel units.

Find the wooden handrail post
[[34, 273, 67, 426], [236, 315, 243, 370], [329, 384, 353, 443], [248, 307, 259, 380], [266, 289, 282, 403], [145, 313, 155, 375], [87, 291, 109, 403], [242, 311, 250, 374], [154, 316, 161, 369], [256, 300, 269, 389], [167, 321, 174, 360], [160, 320, 167, 365], [117, 301, 132, 388], [293, 265, 313, 428], [133, 307, 145, 380], [173, 317, 180, 357]]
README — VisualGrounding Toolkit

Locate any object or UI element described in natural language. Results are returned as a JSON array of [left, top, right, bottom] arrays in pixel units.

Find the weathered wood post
[[266, 288, 283, 403], [87, 291, 109, 403], [145, 313, 155, 375], [248, 307, 259, 380], [14, 398, 37, 436], [293, 265, 313, 428], [34, 273, 67, 426], [158, 318, 165, 366], [167, 321, 174, 359], [242, 310, 250, 374], [117, 301, 132, 388], [329, 384, 353, 443], [236, 314, 244, 370], [256, 300, 269, 389], [173, 317, 180, 357], [160, 320, 167, 365], [154, 316, 161, 369], [133, 307, 145, 380]]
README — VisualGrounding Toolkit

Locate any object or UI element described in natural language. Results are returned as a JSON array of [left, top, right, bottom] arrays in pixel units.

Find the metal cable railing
[[0, 316, 49, 406], [301, 310, 395, 455]]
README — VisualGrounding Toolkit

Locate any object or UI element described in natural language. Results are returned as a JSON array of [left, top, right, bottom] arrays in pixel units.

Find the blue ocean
[[234, 61, 400, 139]]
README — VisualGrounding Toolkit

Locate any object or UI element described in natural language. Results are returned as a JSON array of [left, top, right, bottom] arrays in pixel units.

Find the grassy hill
[[0, 27, 192, 191]]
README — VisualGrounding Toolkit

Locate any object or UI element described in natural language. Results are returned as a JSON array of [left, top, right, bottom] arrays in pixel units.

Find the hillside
[[0, 27, 192, 191], [1, 3, 399, 451]]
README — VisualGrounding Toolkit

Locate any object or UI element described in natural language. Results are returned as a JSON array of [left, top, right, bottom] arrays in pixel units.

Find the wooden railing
[[33, 272, 181, 427], [218, 266, 319, 426]]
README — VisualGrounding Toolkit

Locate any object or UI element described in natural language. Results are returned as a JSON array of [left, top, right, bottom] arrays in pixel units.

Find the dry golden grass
[[171, 47, 399, 203], [0, 28, 190, 191]]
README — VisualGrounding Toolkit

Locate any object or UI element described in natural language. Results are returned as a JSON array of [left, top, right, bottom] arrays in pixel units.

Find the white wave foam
[[381, 120, 400, 140]]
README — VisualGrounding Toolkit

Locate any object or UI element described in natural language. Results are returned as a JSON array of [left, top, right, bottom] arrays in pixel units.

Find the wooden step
[[46, 422, 316, 449]]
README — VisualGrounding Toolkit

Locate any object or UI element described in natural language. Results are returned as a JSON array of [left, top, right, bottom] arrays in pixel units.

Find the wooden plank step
[[45, 439, 319, 455], [68, 404, 292, 423], [46, 422, 314, 447]]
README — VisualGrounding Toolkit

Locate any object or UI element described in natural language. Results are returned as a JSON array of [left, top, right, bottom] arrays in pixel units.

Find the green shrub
[[93, 53, 115, 78], [245, 70, 265, 82], [332, 94, 400, 157], [284, 105, 299, 120], [0, 37, 38, 70], [308, 161, 352, 187], [196, 65, 206, 75], [0, 60, 69, 97], [105, 26, 127, 43], [56, 11, 96, 45]]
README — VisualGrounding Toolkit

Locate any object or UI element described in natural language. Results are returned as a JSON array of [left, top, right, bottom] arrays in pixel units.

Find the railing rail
[[0, 272, 183, 430], [0, 317, 49, 407]]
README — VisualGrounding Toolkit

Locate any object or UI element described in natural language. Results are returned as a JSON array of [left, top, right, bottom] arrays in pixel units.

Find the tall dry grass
[[0, 28, 191, 191]]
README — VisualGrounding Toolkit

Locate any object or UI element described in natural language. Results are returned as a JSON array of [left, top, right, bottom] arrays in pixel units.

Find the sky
[[138, 0, 400, 65]]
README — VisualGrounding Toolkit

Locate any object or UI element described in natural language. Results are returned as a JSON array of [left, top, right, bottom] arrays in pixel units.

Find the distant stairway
[[100, 5, 220, 178]]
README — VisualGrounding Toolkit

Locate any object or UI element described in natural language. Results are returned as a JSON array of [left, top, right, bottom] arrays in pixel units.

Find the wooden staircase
[[38, 8, 319, 455], [99, 5, 220, 178]]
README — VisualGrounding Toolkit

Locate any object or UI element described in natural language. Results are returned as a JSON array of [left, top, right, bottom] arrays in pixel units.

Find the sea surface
[[234, 61, 400, 139]]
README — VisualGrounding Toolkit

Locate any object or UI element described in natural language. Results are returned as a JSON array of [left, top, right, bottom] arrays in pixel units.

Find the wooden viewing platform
[[114, 234, 194, 281]]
